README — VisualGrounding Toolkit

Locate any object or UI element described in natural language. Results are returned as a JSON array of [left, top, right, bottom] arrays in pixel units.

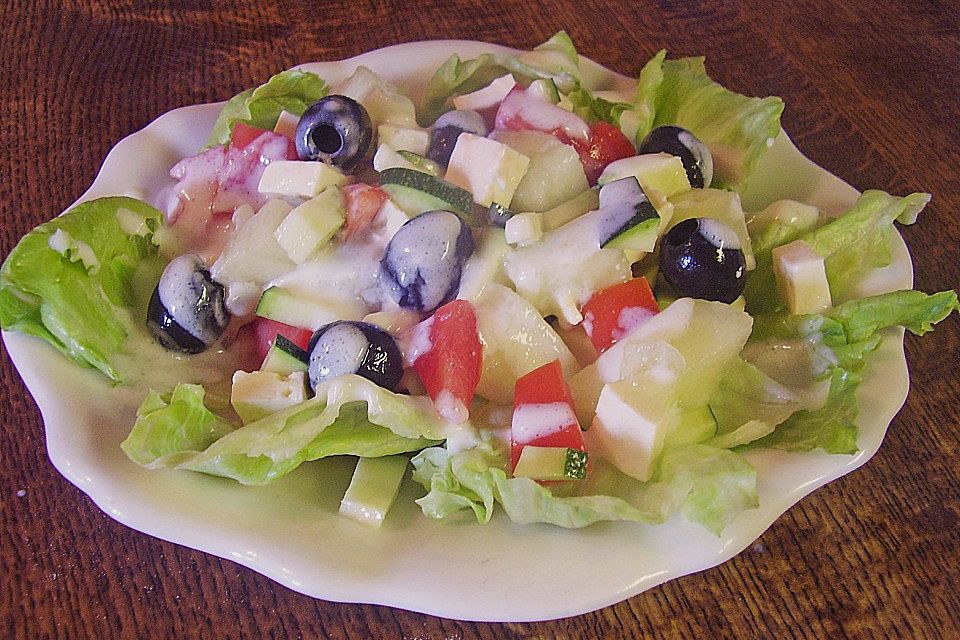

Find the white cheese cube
[[444, 133, 530, 208], [370, 198, 411, 247], [231, 370, 307, 424], [586, 378, 676, 482], [452, 74, 516, 113], [273, 110, 300, 139], [504, 212, 543, 246], [258, 160, 347, 198], [772, 239, 832, 314], [274, 188, 345, 263], [377, 124, 430, 155], [372, 144, 420, 173]]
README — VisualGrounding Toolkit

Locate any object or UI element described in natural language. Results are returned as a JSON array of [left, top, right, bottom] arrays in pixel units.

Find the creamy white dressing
[[511, 402, 578, 444]]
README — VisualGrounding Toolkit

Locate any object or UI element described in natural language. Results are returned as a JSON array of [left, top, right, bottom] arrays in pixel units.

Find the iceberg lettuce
[[747, 289, 958, 453], [418, 31, 583, 126], [412, 437, 758, 534], [744, 190, 931, 313], [206, 70, 328, 147], [631, 54, 784, 189], [0, 197, 163, 383], [123, 375, 443, 485]]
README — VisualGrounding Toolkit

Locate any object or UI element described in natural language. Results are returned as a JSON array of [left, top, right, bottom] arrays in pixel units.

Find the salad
[[1, 32, 956, 537]]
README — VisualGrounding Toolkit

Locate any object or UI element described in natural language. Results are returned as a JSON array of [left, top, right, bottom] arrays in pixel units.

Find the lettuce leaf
[[412, 438, 758, 534], [418, 31, 582, 126], [744, 191, 931, 313], [121, 384, 235, 467], [563, 85, 631, 125], [747, 289, 959, 453], [633, 55, 784, 189], [618, 49, 666, 143], [0, 197, 163, 382], [123, 375, 443, 485], [206, 70, 328, 147], [802, 190, 930, 303], [708, 357, 803, 441]]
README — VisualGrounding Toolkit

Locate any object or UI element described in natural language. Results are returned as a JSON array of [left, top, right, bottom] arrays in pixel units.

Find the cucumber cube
[[513, 446, 588, 481], [339, 456, 409, 528], [274, 187, 345, 264]]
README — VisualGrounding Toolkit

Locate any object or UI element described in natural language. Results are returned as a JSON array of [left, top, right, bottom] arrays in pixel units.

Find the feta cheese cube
[[231, 370, 307, 424], [377, 124, 430, 155], [772, 239, 832, 314], [444, 133, 530, 208], [274, 188, 345, 263], [586, 378, 676, 482], [258, 160, 346, 198], [372, 144, 420, 173], [452, 74, 516, 113], [273, 110, 300, 139], [370, 197, 411, 246], [504, 212, 543, 246]]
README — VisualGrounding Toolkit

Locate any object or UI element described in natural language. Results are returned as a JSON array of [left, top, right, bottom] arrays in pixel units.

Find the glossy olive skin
[[146, 254, 229, 354], [658, 218, 746, 303], [295, 95, 373, 172], [307, 320, 403, 392], [638, 125, 713, 189], [379, 210, 474, 313]]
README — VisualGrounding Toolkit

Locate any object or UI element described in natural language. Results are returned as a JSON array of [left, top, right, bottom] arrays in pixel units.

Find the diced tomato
[[340, 183, 389, 242], [494, 87, 635, 185], [581, 277, 659, 353], [510, 359, 586, 471], [230, 122, 298, 159], [250, 317, 314, 365], [409, 299, 483, 423], [566, 121, 636, 185]]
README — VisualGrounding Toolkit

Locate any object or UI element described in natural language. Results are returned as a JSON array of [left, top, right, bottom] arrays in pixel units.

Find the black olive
[[659, 218, 745, 303], [295, 95, 372, 172], [147, 254, 229, 353], [638, 125, 713, 189], [379, 210, 474, 313], [307, 321, 403, 392]]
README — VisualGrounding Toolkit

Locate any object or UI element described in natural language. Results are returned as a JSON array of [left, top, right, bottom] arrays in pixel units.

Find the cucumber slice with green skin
[[378, 167, 474, 215], [513, 446, 588, 481], [255, 286, 346, 331], [526, 78, 560, 104], [396, 150, 443, 177], [339, 455, 409, 528], [597, 176, 661, 253], [260, 334, 308, 374]]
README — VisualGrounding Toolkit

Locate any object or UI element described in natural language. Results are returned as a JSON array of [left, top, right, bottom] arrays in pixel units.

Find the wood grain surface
[[2, 1, 958, 638]]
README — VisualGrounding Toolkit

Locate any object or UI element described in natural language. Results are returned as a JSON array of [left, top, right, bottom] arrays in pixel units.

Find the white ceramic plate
[[2, 41, 913, 622]]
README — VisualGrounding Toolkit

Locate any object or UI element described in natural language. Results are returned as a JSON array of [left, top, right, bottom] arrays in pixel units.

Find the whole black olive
[[638, 125, 713, 189], [147, 254, 229, 353], [659, 218, 745, 303], [295, 95, 373, 172], [307, 320, 403, 392]]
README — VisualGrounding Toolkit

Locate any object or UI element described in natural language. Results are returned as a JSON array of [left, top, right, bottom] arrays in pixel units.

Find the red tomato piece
[[569, 121, 637, 185], [230, 122, 298, 159], [581, 277, 659, 353], [250, 317, 314, 366], [510, 359, 586, 470], [339, 183, 388, 242], [410, 299, 483, 423]]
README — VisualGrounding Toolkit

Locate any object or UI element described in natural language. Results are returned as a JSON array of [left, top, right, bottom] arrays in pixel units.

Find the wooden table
[[2, 1, 958, 637]]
